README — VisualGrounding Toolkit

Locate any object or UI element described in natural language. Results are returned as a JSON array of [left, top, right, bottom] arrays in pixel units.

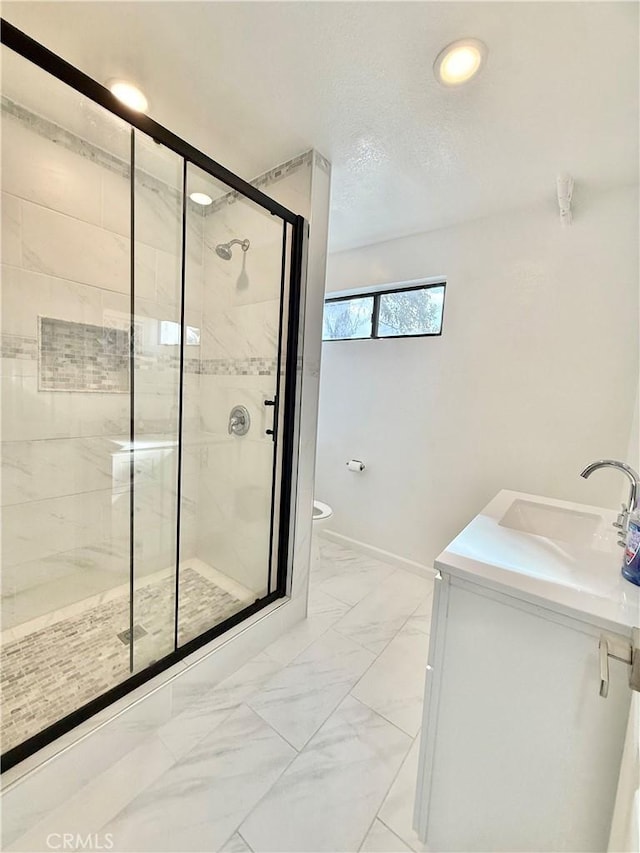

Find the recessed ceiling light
[[108, 80, 148, 112], [434, 39, 487, 87], [189, 192, 213, 206]]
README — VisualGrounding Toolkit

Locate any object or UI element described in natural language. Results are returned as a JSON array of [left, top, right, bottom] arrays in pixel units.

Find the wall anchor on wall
[[557, 173, 574, 226]]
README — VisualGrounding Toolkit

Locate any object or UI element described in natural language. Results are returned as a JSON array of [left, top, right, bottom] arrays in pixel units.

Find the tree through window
[[322, 283, 445, 341]]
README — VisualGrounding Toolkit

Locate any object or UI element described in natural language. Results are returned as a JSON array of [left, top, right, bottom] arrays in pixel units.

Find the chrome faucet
[[580, 459, 640, 545]]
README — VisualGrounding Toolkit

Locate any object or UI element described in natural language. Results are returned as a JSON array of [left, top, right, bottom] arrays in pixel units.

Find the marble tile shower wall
[[0, 105, 205, 626], [1, 87, 324, 642]]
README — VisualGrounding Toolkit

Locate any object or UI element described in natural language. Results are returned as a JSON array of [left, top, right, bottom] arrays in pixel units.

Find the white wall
[[316, 185, 639, 568], [627, 385, 639, 473]]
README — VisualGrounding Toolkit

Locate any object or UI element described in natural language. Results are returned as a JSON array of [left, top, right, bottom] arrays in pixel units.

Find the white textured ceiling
[[2, 1, 639, 251]]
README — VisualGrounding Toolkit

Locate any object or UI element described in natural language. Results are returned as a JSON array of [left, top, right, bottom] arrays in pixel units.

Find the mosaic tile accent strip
[[200, 357, 278, 376], [1, 97, 183, 208], [0, 567, 244, 753], [0, 331, 277, 379], [129, 354, 275, 376], [1, 96, 129, 180], [38, 316, 130, 393], [0, 334, 37, 360], [207, 151, 314, 214], [135, 353, 201, 374], [114, 353, 277, 376], [313, 150, 332, 175], [2, 98, 320, 215]]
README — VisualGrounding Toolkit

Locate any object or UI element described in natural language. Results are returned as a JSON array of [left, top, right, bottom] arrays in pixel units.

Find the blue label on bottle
[[622, 518, 640, 586]]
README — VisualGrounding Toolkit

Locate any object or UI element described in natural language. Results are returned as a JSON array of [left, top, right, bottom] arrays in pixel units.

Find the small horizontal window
[[323, 295, 374, 341], [322, 282, 445, 341]]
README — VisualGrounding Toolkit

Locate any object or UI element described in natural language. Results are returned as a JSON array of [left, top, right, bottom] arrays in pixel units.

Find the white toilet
[[312, 500, 333, 567], [313, 500, 333, 526]]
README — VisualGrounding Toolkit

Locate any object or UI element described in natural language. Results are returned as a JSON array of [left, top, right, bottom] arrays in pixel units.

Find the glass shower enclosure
[[0, 20, 305, 770]]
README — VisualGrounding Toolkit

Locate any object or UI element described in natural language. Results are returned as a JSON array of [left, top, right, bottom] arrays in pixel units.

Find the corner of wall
[[290, 151, 332, 606]]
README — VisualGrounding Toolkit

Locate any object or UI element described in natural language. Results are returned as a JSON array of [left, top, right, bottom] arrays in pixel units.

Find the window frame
[[322, 281, 446, 342]]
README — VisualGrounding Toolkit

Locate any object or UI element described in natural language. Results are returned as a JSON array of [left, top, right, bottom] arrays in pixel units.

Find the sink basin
[[435, 490, 640, 631], [499, 499, 603, 546], [437, 490, 639, 632]]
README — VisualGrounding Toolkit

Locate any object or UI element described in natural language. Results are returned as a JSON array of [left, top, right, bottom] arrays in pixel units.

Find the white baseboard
[[318, 529, 436, 579]]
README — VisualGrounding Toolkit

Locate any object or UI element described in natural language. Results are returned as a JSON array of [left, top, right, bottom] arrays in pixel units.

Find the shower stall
[[0, 22, 306, 769]]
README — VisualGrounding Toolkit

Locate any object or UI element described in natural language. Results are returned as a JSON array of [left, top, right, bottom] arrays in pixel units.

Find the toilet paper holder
[[346, 459, 365, 472]]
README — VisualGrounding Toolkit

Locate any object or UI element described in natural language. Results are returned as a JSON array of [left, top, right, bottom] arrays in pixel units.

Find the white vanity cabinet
[[414, 490, 640, 853]]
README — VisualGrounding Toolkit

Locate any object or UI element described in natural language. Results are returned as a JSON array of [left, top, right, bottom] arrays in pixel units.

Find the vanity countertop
[[435, 490, 640, 634]]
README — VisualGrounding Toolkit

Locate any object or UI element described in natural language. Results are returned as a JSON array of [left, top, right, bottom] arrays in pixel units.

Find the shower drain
[[117, 624, 148, 644]]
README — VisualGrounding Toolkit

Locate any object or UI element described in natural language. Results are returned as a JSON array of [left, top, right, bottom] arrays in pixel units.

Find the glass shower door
[[0, 45, 136, 752], [1, 17, 304, 769], [176, 162, 288, 645], [129, 130, 184, 672]]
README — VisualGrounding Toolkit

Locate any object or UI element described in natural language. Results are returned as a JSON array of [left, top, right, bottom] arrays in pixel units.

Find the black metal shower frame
[[0, 19, 306, 772]]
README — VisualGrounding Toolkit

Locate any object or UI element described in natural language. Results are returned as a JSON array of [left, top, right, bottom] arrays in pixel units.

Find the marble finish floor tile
[[404, 588, 434, 635], [221, 833, 253, 852], [263, 589, 352, 666], [333, 571, 433, 655], [307, 585, 354, 618], [377, 738, 426, 852], [8, 734, 175, 853], [360, 819, 413, 853], [312, 540, 399, 607], [315, 558, 397, 608], [248, 629, 375, 749], [103, 705, 295, 852], [402, 613, 431, 636], [0, 686, 177, 849], [311, 541, 370, 580], [411, 587, 435, 615], [156, 652, 282, 760], [351, 621, 429, 737], [240, 695, 411, 852]]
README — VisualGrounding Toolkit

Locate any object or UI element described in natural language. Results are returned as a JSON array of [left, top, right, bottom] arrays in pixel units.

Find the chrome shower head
[[215, 244, 233, 260], [215, 238, 250, 260]]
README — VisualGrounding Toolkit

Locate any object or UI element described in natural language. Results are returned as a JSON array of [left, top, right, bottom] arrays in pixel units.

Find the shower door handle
[[264, 396, 277, 441]]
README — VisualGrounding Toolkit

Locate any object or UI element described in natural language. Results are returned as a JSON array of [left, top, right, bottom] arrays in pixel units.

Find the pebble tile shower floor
[[0, 567, 244, 752]]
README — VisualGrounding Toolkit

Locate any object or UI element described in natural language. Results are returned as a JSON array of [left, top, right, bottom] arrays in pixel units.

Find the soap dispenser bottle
[[622, 509, 640, 586]]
